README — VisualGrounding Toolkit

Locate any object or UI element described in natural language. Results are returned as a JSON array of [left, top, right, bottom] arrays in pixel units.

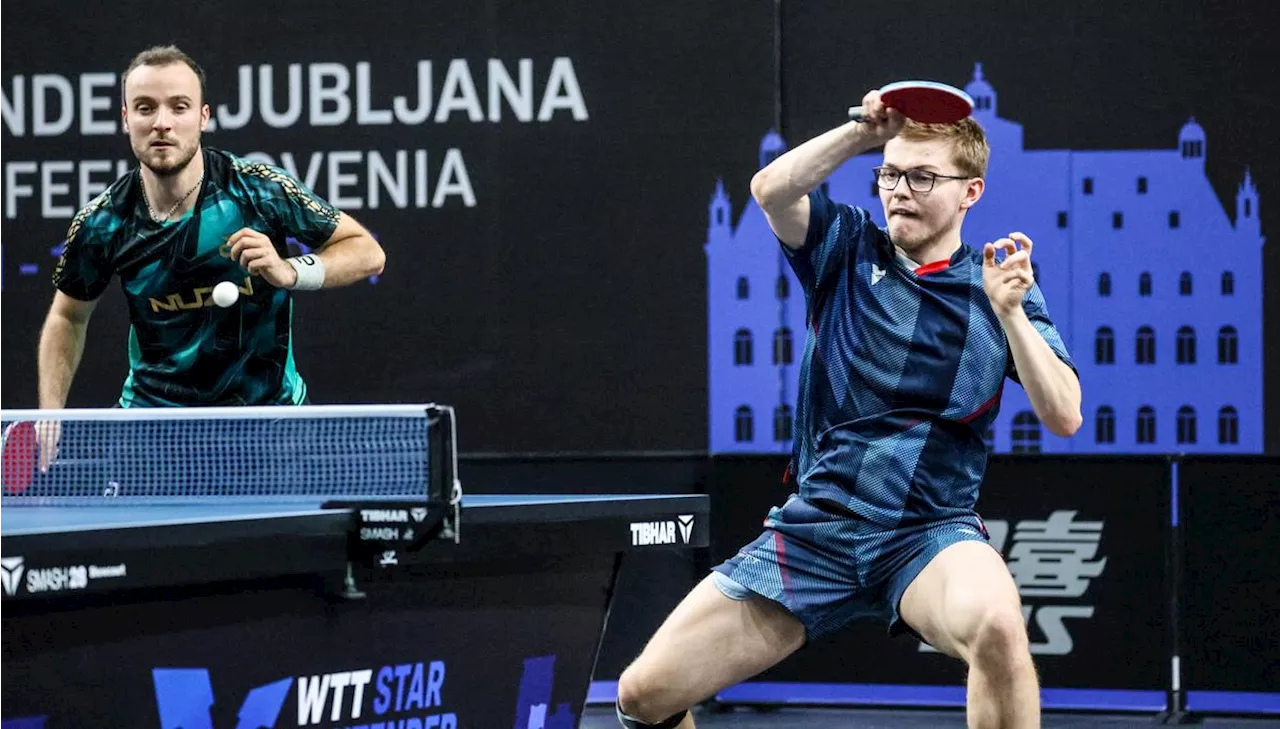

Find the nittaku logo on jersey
[[630, 515, 695, 546]]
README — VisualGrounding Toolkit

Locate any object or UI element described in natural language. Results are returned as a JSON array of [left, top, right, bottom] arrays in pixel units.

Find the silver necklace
[[142, 172, 203, 222]]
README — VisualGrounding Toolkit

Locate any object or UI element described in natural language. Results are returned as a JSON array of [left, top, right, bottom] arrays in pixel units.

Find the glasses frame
[[873, 166, 973, 193]]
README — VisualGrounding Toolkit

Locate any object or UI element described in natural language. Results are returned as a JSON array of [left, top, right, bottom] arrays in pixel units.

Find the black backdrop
[[4, 0, 1279, 454], [0, 0, 777, 452]]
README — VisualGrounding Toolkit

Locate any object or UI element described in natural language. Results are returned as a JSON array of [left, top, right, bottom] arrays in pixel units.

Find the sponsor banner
[[0, 556, 128, 598], [2, 556, 616, 727], [629, 514, 697, 547]]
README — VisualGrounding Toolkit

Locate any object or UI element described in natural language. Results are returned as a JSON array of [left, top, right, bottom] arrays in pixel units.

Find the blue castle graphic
[[706, 63, 1264, 455]]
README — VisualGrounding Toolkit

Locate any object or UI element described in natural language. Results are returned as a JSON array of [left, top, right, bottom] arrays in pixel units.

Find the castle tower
[[1179, 117, 1206, 168], [708, 179, 731, 244], [965, 62, 997, 116], [1236, 166, 1261, 239], [760, 130, 785, 169]]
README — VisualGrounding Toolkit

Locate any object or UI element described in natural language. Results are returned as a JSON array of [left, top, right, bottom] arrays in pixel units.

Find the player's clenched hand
[[855, 89, 906, 145], [225, 228, 298, 289], [983, 232, 1035, 321]]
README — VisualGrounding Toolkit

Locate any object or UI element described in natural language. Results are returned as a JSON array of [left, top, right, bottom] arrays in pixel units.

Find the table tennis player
[[614, 84, 1081, 729], [36, 44, 384, 419]]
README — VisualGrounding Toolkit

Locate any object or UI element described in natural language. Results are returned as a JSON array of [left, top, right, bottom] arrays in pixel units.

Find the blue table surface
[[0, 493, 702, 536]]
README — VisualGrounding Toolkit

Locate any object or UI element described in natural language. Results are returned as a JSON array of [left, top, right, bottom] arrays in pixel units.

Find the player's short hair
[[121, 45, 208, 106], [898, 117, 990, 179]]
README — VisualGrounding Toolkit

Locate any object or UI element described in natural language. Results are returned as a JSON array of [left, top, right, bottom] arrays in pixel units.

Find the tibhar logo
[[920, 510, 1108, 656], [631, 516, 695, 547], [677, 515, 695, 544], [362, 509, 410, 523], [871, 264, 887, 285], [1, 556, 25, 596]]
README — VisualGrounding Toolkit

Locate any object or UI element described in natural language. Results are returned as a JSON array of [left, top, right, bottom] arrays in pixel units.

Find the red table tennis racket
[[848, 80, 974, 124], [2, 421, 38, 494]]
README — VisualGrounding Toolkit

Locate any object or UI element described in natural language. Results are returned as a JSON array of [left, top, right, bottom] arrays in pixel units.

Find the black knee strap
[[615, 699, 687, 729]]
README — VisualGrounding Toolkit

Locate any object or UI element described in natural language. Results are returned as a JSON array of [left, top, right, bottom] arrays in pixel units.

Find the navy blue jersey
[[53, 147, 340, 407], [783, 189, 1076, 527]]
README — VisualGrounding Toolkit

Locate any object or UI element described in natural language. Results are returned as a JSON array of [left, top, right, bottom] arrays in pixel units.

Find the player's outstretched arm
[[750, 89, 904, 249], [1003, 312, 1081, 437], [984, 233, 1082, 437], [37, 292, 100, 409]]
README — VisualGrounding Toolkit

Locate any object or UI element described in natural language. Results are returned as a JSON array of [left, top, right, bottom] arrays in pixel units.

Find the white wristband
[[286, 255, 325, 291]]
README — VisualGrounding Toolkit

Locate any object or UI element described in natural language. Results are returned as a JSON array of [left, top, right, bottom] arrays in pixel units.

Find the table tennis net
[[1, 405, 452, 502]]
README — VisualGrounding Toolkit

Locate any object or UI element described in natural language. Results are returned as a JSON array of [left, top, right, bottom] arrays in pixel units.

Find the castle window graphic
[[1220, 406, 1239, 444], [1096, 327, 1115, 364], [705, 62, 1264, 454], [1138, 406, 1157, 444], [1096, 407, 1116, 444], [1178, 406, 1198, 444]]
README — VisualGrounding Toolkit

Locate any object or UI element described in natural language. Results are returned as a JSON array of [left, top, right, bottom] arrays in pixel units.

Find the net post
[[426, 404, 462, 544]]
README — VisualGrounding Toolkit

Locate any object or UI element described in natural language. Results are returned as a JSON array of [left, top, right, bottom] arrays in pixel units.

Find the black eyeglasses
[[873, 166, 972, 193]]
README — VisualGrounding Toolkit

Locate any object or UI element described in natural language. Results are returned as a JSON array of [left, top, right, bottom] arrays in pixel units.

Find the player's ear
[[200, 104, 211, 132], [961, 177, 985, 210]]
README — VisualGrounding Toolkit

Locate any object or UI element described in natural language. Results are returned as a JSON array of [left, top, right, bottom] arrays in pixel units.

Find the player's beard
[[889, 212, 958, 256], [137, 136, 200, 178], [888, 215, 936, 253]]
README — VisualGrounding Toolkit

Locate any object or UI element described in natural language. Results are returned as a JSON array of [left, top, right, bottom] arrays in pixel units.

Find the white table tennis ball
[[211, 281, 240, 308]]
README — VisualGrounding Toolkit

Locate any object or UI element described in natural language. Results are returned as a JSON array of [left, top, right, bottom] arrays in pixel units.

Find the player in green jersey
[[38, 45, 386, 413], [33, 45, 387, 470]]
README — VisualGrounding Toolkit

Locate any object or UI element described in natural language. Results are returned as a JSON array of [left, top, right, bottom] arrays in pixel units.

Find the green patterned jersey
[[53, 147, 340, 407]]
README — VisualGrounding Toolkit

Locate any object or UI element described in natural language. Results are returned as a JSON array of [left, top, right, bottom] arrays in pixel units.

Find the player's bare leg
[[899, 541, 1039, 729], [615, 574, 805, 728]]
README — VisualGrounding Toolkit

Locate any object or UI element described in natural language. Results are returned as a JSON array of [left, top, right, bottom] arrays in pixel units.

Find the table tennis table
[[0, 405, 710, 728]]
